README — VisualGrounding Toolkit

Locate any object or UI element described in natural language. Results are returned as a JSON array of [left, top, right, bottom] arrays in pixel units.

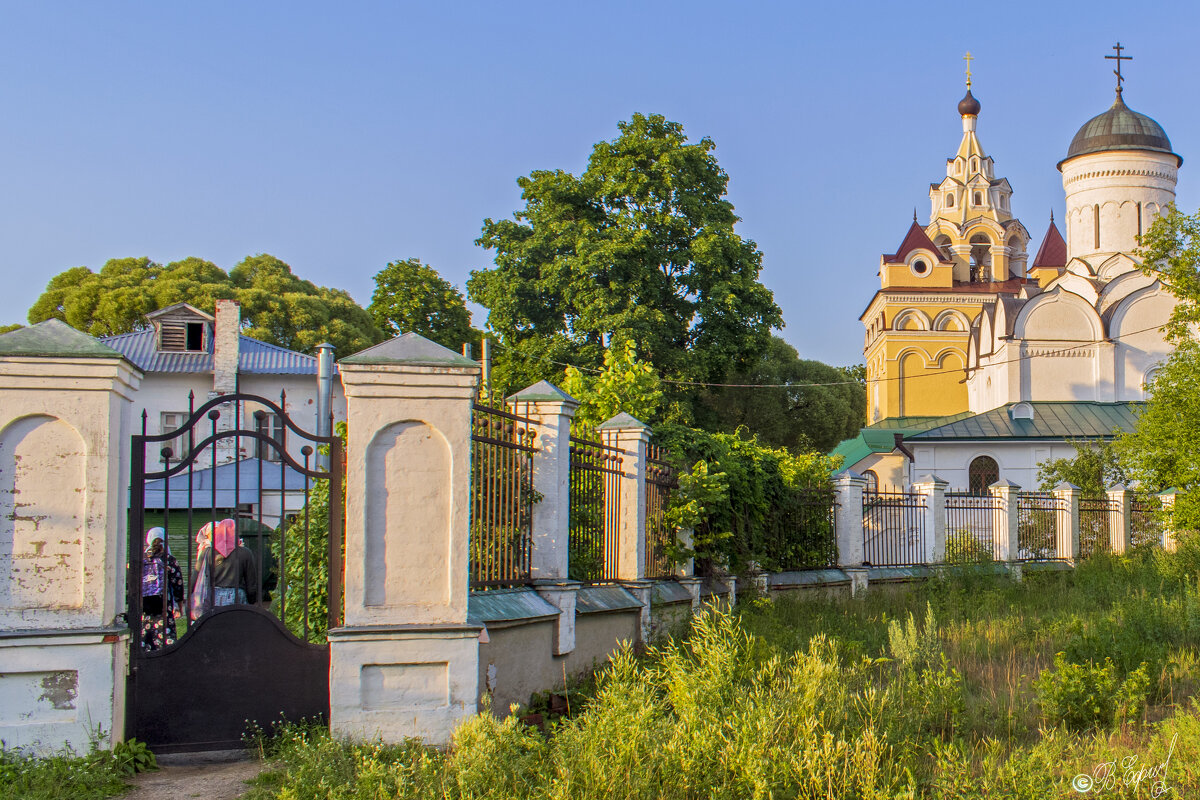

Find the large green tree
[[695, 336, 866, 452], [1118, 205, 1200, 527], [468, 113, 782, 403], [29, 254, 383, 357], [368, 258, 473, 350]]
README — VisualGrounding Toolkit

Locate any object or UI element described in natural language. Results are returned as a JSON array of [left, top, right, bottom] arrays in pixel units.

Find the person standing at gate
[[211, 518, 259, 607], [141, 527, 184, 651]]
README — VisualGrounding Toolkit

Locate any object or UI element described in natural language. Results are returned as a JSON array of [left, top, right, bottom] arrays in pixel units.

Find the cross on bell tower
[[1105, 42, 1132, 94]]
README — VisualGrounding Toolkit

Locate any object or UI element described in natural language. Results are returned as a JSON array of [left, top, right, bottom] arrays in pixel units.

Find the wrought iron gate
[[126, 391, 344, 752]]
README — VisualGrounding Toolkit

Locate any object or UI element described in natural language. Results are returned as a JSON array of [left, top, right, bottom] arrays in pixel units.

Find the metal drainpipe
[[315, 343, 335, 469]]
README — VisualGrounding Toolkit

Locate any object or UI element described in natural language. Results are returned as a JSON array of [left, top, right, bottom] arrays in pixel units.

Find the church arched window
[[863, 470, 879, 493], [934, 234, 953, 262], [946, 193, 955, 208], [968, 456, 999, 495], [969, 234, 991, 282], [971, 158, 978, 172]]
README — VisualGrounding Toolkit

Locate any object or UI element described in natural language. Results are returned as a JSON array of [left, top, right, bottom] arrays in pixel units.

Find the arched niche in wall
[[362, 420, 452, 609], [0, 415, 87, 611]]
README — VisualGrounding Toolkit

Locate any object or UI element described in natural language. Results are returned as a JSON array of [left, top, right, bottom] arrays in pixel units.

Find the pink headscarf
[[214, 518, 237, 558]]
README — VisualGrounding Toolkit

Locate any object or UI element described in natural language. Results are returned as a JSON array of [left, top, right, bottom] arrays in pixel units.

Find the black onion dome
[[957, 89, 981, 116], [1060, 92, 1181, 168]]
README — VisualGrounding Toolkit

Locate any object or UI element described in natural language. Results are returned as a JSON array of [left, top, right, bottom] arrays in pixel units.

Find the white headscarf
[[145, 527, 166, 548]]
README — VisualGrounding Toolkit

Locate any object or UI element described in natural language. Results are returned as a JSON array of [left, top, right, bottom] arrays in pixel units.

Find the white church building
[[836, 68, 1183, 492]]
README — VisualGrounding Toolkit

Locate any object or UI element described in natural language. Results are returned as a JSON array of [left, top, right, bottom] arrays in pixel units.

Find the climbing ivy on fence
[[654, 423, 840, 575]]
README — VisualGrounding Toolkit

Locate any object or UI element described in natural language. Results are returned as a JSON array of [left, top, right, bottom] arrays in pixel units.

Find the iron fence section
[[768, 487, 839, 570], [945, 492, 999, 563], [1079, 497, 1116, 558], [1016, 492, 1064, 561], [568, 423, 624, 582], [862, 489, 926, 566], [470, 401, 538, 587], [645, 443, 677, 580], [1131, 496, 1163, 548]]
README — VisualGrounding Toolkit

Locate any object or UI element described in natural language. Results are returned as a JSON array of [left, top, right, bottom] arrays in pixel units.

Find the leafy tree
[[695, 336, 866, 452], [1037, 440, 1127, 498], [560, 341, 664, 428], [28, 254, 383, 357], [1117, 204, 1200, 528], [0, 323, 22, 334], [368, 258, 473, 349], [468, 113, 782, 408]]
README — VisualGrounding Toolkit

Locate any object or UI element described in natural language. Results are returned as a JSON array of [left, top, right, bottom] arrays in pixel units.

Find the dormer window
[[946, 193, 955, 208], [147, 302, 215, 353], [973, 191, 982, 206], [159, 320, 206, 352]]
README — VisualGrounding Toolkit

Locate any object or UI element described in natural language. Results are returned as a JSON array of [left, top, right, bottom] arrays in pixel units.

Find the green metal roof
[[830, 411, 973, 467], [0, 319, 127, 360], [910, 401, 1143, 441]]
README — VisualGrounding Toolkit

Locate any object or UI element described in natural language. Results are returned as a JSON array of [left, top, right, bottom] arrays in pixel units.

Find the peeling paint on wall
[[38, 671, 78, 710]]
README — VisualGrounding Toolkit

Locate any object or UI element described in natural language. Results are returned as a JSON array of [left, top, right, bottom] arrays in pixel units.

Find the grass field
[[246, 542, 1200, 799]]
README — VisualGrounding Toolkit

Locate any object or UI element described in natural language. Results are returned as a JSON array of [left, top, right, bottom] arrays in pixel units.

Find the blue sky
[[0, 1, 1196, 366]]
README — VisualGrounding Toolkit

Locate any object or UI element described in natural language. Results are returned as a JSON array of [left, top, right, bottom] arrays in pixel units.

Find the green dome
[[1059, 92, 1181, 169]]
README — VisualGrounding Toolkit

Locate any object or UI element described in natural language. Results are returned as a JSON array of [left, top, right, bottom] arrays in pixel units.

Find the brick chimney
[[213, 299, 240, 396]]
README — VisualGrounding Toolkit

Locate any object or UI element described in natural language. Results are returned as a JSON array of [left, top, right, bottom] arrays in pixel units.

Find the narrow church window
[[946, 193, 954, 207], [971, 158, 978, 172], [1094, 204, 1100, 249], [1137, 202, 1143, 237], [968, 455, 999, 495], [973, 192, 982, 206]]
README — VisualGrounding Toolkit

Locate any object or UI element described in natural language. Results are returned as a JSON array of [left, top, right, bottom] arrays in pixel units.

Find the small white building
[[99, 299, 346, 528]]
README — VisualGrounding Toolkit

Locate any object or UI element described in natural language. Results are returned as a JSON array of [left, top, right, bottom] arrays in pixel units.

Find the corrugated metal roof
[[831, 412, 971, 468], [100, 329, 321, 374], [142, 457, 309, 509], [576, 585, 642, 613], [909, 401, 1143, 441], [468, 588, 559, 625]]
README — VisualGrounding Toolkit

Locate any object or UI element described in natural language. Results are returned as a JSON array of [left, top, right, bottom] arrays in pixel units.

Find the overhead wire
[[483, 321, 1174, 389]]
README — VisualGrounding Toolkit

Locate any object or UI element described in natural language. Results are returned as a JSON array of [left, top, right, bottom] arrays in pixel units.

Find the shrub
[[1034, 652, 1151, 731]]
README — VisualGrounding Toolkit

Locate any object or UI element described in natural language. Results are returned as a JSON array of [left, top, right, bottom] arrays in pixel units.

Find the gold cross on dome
[[1105, 42, 1132, 92], [963, 51, 974, 89]]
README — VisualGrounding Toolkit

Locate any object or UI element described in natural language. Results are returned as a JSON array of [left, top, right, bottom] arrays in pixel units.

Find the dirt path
[[124, 753, 265, 800]]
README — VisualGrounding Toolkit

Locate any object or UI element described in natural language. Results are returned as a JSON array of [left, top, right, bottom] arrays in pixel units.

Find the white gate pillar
[[913, 474, 948, 564], [330, 333, 481, 745], [0, 321, 142, 752], [1055, 482, 1081, 562], [1160, 490, 1178, 552], [600, 413, 651, 642], [1107, 485, 1133, 555], [508, 380, 580, 655]]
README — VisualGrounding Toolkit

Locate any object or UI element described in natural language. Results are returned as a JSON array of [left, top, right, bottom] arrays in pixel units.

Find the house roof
[[831, 412, 972, 467], [1031, 218, 1068, 270], [142, 457, 309, 509], [884, 220, 951, 264], [909, 401, 1143, 441], [101, 328, 325, 375]]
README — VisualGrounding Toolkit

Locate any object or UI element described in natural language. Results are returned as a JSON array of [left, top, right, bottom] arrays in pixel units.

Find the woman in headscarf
[[211, 518, 258, 607], [141, 527, 184, 651], [189, 521, 215, 621]]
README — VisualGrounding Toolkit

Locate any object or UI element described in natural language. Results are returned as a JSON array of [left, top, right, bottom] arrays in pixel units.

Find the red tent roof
[[1031, 218, 1067, 270], [885, 220, 952, 264]]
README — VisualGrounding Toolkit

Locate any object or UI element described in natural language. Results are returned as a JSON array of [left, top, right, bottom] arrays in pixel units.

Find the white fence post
[[1055, 482, 1081, 562], [599, 413, 651, 642], [508, 381, 581, 655], [331, 333, 481, 746], [0, 321, 142, 752], [913, 474, 948, 564], [1160, 490, 1178, 552], [990, 479, 1021, 563], [835, 471, 867, 567], [1107, 484, 1133, 555]]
